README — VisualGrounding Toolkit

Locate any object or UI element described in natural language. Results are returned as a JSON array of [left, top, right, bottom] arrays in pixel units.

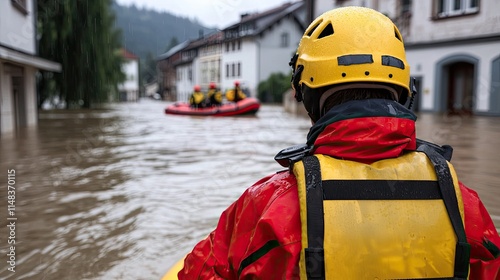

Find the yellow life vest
[[292, 148, 470, 279], [190, 91, 205, 105], [225, 88, 246, 101]]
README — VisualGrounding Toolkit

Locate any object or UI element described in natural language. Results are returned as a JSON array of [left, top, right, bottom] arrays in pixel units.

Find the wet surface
[[0, 100, 498, 279]]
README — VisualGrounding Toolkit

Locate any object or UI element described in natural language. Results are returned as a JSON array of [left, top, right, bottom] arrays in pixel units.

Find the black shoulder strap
[[417, 144, 470, 279], [416, 138, 453, 161], [274, 144, 312, 168], [302, 156, 325, 280]]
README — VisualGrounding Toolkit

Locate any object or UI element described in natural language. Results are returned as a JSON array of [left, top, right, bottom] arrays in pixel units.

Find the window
[[231, 64, 235, 77], [226, 64, 229, 77], [437, 0, 444, 14], [188, 67, 192, 81], [208, 61, 213, 82], [237, 63, 241, 77], [280, 33, 289, 48], [217, 59, 221, 82], [434, 0, 479, 18], [201, 61, 208, 84], [401, 0, 412, 13], [226, 43, 230, 52], [237, 40, 241, 50], [11, 0, 28, 14]]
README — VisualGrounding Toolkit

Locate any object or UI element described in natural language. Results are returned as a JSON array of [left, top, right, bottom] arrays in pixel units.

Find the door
[[447, 62, 474, 115]]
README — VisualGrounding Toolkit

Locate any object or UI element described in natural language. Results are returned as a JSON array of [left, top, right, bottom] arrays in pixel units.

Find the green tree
[[37, 0, 125, 108], [257, 72, 291, 103]]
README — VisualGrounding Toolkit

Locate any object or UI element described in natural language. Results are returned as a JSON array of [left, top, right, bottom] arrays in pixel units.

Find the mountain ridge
[[112, 1, 217, 61]]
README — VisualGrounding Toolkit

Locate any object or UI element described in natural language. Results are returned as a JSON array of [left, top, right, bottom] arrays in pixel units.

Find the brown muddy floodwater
[[0, 100, 499, 279]]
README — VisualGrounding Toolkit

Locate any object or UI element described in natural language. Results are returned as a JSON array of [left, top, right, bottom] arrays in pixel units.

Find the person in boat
[[206, 82, 222, 107], [177, 7, 500, 279], [225, 80, 246, 103], [189, 85, 205, 108]]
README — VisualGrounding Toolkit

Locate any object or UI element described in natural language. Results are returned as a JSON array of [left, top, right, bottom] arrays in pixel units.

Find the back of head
[[290, 6, 411, 122]]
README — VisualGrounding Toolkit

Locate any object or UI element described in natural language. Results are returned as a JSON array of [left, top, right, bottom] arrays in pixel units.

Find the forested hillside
[[112, 2, 216, 61]]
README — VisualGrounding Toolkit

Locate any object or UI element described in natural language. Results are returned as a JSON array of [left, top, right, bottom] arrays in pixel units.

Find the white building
[[118, 48, 139, 102], [198, 32, 223, 90], [158, 32, 223, 102], [157, 2, 307, 102], [175, 43, 197, 103], [0, 0, 61, 136], [405, 0, 500, 115], [309, 0, 500, 115], [221, 1, 307, 97]]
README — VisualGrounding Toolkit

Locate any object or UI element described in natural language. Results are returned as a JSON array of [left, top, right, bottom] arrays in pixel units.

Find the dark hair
[[323, 88, 397, 113]]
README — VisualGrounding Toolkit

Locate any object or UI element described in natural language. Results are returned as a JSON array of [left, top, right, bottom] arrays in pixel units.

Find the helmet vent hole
[[389, 74, 393, 78], [342, 73, 346, 77], [365, 71, 370, 76], [310, 77, 314, 82], [306, 20, 322, 37], [317, 23, 334, 39], [394, 27, 402, 42]]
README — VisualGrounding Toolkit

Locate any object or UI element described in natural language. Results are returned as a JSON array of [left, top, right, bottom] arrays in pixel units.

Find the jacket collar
[[307, 99, 417, 163]]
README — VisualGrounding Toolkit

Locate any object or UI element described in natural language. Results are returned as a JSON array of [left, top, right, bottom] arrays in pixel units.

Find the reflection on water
[[0, 100, 498, 279]]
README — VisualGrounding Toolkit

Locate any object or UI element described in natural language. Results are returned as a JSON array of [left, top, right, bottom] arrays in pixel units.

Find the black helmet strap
[[289, 54, 304, 102], [407, 77, 418, 110]]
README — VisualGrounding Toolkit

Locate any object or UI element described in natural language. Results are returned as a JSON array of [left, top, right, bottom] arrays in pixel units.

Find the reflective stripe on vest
[[293, 151, 469, 279]]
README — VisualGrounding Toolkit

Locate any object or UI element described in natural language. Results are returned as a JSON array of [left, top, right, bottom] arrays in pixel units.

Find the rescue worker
[[178, 7, 500, 279], [189, 85, 205, 108], [225, 80, 246, 102], [206, 82, 223, 107]]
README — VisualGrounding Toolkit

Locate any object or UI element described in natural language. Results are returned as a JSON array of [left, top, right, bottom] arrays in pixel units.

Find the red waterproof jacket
[[179, 100, 500, 279]]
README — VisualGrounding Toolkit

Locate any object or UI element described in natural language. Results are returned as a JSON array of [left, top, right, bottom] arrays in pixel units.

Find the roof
[[155, 3, 305, 62], [121, 48, 139, 60], [223, 1, 305, 37], [0, 45, 61, 72], [156, 40, 190, 61], [182, 31, 224, 50], [156, 31, 223, 61]]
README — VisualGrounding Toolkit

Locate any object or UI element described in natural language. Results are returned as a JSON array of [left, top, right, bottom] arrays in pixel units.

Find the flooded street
[[0, 100, 499, 280]]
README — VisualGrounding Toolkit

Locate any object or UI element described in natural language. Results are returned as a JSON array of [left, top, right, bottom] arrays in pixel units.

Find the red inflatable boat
[[164, 98, 260, 116]]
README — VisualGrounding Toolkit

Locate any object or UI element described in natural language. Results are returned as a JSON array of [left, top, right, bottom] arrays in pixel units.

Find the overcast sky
[[115, 0, 293, 29]]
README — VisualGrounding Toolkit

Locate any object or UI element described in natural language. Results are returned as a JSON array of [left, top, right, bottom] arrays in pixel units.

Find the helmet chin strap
[[319, 83, 399, 115], [407, 77, 418, 110]]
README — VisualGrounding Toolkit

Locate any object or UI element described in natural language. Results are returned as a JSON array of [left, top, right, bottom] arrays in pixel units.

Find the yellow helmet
[[290, 7, 411, 115]]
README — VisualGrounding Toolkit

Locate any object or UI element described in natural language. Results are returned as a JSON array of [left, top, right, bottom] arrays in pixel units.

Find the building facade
[[158, 32, 222, 102], [198, 32, 223, 91], [221, 1, 306, 97], [175, 41, 198, 103], [0, 0, 61, 136], [118, 48, 140, 102], [405, 0, 500, 115], [157, 41, 189, 101], [157, 1, 307, 101]]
